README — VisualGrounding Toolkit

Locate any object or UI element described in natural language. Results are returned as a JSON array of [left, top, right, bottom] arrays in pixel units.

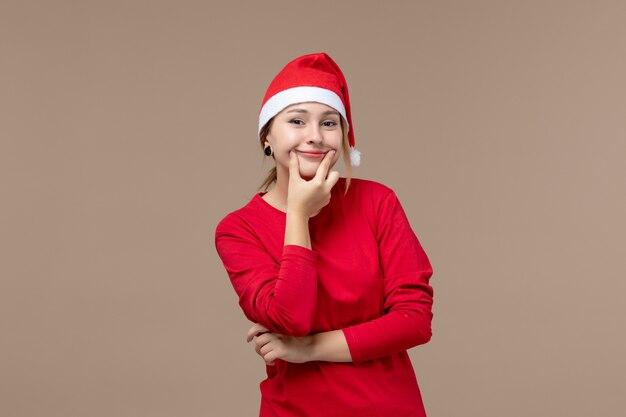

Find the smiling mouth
[[296, 150, 327, 157]]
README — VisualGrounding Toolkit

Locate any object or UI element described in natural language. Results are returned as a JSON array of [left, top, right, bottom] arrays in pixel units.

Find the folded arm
[[249, 190, 434, 365], [215, 213, 318, 336]]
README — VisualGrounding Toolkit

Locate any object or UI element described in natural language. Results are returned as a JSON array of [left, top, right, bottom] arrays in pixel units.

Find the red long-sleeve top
[[214, 177, 434, 417]]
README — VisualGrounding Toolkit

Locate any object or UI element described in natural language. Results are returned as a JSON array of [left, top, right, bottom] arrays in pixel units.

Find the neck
[[263, 165, 289, 210], [272, 176, 289, 208]]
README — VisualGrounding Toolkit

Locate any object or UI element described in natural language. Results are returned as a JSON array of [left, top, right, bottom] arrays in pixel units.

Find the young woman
[[215, 52, 435, 417]]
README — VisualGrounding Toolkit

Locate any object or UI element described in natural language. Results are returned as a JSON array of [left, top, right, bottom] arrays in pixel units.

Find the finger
[[325, 170, 340, 190], [259, 341, 274, 356], [288, 150, 301, 180], [255, 341, 266, 356], [254, 333, 274, 354], [247, 323, 262, 342], [263, 350, 278, 365], [247, 323, 270, 342], [314, 150, 336, 181]]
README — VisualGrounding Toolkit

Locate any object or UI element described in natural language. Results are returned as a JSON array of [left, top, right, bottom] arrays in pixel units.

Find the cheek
[[270, 131, 301, 149], [331, 135, 344, 152]]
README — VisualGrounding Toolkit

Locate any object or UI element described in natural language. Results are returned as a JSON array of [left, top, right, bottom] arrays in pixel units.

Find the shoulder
[[214, 195, 260, 241], [338, 177, 400, 223], [342, 177, 396, 203], [343, 176, 393, 193]]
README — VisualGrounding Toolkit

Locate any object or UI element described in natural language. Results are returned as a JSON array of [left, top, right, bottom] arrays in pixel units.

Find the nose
[[307, 124, 323, 144]]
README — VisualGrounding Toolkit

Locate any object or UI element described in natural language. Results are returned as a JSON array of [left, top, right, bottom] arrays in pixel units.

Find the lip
[[296, 150, 327, 158]]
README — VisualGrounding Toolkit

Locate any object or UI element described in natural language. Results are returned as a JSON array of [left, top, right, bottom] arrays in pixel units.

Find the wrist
[[307, 330, 352, 363], [286, 208, 309, 219], [304, 334, 318, 362], [284, 210, 312, 248]]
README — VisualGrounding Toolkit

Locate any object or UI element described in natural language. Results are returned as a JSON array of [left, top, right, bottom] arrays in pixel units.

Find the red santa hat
[[258, 52, 361, 167]]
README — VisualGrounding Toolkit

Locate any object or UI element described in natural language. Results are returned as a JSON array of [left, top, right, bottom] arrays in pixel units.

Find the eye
[[322, 120, 338, 127], [289, 119, 304, 125]]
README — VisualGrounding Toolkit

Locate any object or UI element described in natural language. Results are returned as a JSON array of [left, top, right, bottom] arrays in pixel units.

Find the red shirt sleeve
[[215, 214, 318, 336], [342, 190, 434, 364]]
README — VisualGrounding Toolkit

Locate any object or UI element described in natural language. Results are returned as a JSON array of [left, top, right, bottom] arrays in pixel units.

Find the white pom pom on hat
[[258, 52, 361, 167]]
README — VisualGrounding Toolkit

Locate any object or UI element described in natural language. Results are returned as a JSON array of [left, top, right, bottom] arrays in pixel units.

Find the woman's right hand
[[287, 150, 340, 218]]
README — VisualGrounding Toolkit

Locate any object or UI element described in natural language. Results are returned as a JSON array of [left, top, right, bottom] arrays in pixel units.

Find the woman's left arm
[[340, 189, 434, 364]]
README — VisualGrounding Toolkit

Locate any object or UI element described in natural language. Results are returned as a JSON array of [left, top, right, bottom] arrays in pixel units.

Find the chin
[[300, 172, 316, 180]]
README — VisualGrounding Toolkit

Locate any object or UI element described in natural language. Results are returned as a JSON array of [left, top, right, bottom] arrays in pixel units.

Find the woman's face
[[264, 102, 344, 180]]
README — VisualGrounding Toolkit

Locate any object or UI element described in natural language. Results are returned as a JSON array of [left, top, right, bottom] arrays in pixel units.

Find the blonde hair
[[258, 117, 352, 195]]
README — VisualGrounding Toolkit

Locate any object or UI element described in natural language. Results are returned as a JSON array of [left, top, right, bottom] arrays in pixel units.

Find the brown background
[[2, 1, 625, 416]]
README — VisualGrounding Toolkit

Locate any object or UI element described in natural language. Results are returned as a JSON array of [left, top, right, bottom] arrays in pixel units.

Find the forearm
[[253, 320, 430, 366], [258, 244, 318, 336], [342, 307, 432, 364], [308, 330, 352, 362], [250, 211, 314, 336], [215, 204, 318, 338], [284, 210, 311, 249], [306, 309, 430, 364]]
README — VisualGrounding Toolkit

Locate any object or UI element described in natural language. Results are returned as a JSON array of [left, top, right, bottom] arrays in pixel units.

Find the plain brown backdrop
[[2, 1, 625, 416]]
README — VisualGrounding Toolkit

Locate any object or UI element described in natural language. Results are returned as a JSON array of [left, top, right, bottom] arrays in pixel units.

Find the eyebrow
[[286, 108, 340, 117]]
